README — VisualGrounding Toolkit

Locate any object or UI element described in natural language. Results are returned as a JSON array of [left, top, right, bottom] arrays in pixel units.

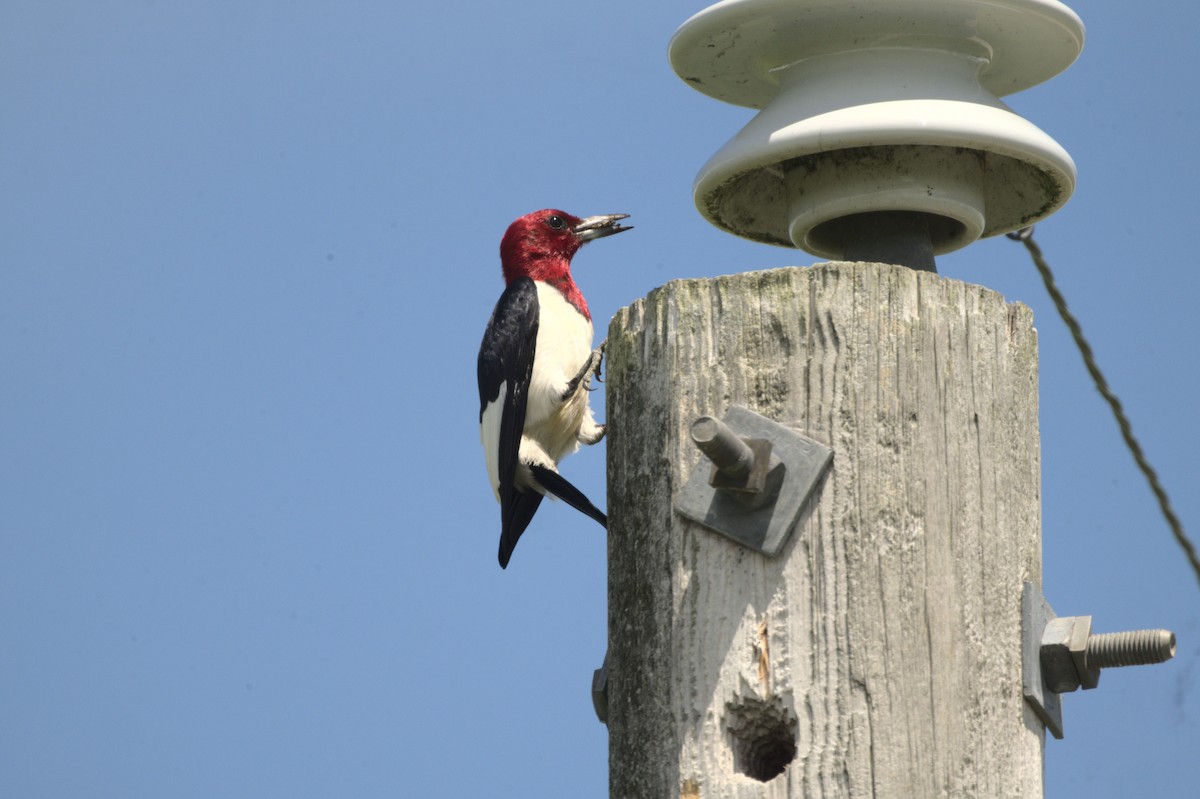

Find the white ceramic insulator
[[670, 0, 1086, 257]]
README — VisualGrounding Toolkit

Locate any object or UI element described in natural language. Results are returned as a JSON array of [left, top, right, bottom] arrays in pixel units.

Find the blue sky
[[2, 1, 1197, 796]]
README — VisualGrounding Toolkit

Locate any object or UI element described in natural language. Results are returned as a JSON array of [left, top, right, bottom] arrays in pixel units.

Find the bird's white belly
[[521, 283, 596, 472]]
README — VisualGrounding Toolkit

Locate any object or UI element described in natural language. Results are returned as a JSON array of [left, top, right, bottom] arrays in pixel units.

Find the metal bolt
[[1040, 615, 1176, 693], [689, 415, 779, 507], [691, 416, 756, 481]]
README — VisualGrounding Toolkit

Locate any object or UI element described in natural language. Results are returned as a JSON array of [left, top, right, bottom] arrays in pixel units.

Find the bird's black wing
[[477, 276, 542, 568]]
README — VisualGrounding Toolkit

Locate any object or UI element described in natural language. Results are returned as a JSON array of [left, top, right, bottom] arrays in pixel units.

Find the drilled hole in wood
[[724, 696, 797, 782]]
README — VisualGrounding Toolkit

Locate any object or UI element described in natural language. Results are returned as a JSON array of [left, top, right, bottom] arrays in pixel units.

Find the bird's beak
[[573, 214, 632, 243]]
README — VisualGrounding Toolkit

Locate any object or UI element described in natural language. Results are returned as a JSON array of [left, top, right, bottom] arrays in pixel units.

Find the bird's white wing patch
[[480, 380, 506, 503]]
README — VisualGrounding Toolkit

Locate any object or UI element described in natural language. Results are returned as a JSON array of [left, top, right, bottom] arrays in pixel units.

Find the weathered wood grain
[[605, 263, 1044, 798]]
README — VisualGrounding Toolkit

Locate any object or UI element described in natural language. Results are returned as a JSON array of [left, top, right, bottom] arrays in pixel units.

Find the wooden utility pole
[[605, 262, 1044, 798]]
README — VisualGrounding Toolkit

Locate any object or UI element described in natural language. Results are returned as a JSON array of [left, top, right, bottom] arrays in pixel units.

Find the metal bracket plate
[[591, 652, 608, 725], [674, 405, 833, 557], [1021, 581, 1063, 739]]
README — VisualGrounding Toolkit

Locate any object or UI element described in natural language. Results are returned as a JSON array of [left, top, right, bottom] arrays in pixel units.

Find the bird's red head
[[499, 209, 631, 319]]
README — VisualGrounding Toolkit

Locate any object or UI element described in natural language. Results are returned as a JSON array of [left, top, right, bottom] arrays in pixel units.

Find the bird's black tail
[[530, 464, 607, 529], [498, 466, 606, 569], [499, 489, 544, 569]]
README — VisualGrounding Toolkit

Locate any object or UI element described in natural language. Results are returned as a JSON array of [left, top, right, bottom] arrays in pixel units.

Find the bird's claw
[[592, 339, 607, 383]]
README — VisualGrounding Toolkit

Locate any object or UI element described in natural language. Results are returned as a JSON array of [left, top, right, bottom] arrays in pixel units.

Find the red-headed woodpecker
[[478, 209, 631, 568]]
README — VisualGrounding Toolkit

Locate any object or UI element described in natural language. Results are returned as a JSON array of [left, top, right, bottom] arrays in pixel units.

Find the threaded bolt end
[[1086, 630, 1176, 670]]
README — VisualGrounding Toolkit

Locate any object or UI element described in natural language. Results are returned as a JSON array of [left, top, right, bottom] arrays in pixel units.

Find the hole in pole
[[724, 696, 798, 782]]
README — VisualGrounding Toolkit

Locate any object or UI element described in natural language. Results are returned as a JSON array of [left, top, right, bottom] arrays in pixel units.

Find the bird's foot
[[591, 340, 607, 384], [579, 422, 606, 445], [565, 344, 606, 400]]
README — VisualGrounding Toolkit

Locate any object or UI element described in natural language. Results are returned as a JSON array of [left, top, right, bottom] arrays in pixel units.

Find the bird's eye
[[546, 215, 566, 230]]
